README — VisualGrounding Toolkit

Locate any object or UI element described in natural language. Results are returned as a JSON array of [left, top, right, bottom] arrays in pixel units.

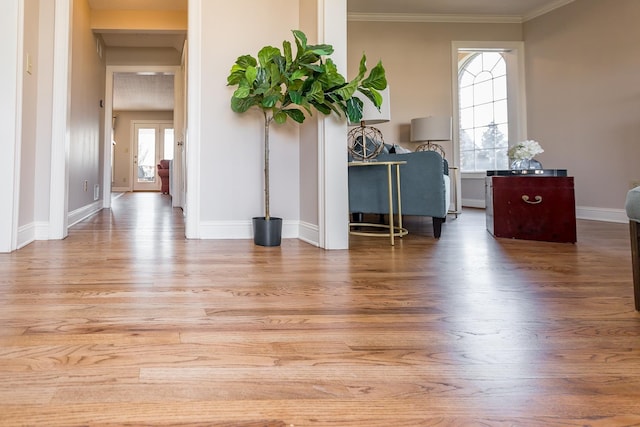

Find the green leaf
[[329, 81, 358, 102], [231, 96, 258, 113], [292, 30, 307, 50], [258, 46, 281, 67], [284, 108, 305, 123], [245, 66, 257, 85], [289, 91, 303, 105], [302, 63, 324, 73], [273, 111, 288, 124], [291, 69, 308, 81], [269, 63, 281, 87], [361, 60, 387, 90], [286, 79, 304, 92], [261, 89, 281, 108], [226, 70, 246, 86], [357, 87, 383, 109], [233, 83, 251, 99], [356, 54, 367, 81], [236, 55, 257, 69], [317, 59, 345, 89], [310, 101, 332, 115], [346, 97, 364, 123], [274, 55, 287, 75], [299, 52, 320, 65], [307, 44, 334, 56], [307, 80, 324, 104], [255, 67, 268, 87], [283, 40, 293, 68]]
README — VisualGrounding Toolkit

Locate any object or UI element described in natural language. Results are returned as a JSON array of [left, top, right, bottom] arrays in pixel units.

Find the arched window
[[459, 52, 509, 172]]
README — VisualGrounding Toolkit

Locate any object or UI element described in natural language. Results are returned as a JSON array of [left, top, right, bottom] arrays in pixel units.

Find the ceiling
[[88, 0, 185, 111], [113, 73, 175, 112], [102, 0, 572, 112], [88, 0, 187, 11]]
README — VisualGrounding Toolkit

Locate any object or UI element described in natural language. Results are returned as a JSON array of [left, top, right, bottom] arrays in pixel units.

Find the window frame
[[451, 41, 528, 179]]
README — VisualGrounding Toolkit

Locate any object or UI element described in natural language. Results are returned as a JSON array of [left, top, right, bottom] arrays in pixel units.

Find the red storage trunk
[[486, 176, 577, 243]]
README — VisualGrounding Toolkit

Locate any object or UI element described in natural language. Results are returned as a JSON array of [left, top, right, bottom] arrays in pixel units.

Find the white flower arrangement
[[508, 140, 544, 160]]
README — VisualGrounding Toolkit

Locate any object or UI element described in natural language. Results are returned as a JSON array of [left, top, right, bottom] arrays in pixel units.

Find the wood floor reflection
[[1, 192, 639, 426]]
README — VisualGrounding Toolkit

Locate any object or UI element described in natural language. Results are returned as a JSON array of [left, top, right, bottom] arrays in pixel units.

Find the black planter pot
[[252, 217, 282, 247]]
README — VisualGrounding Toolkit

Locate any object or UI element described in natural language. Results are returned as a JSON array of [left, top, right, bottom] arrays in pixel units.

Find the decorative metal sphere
[[347, 126, 385, 161]]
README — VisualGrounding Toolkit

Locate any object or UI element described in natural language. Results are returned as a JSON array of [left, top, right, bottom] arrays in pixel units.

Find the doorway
[[105, 65, 184, 207], [132, 121, 174, 192]]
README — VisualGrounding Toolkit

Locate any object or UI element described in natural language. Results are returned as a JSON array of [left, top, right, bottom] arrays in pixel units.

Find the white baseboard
[[111, 186, 130, 192], [17, 221, 53, 248], [17, 223, 35, 249], [68, 200, 103, 228], [576, 206, 627, 223], [35, 221, 50, 240], [298, 221, 320, 247], [462, 198, 486, 209], [198, 219, 300, 240]]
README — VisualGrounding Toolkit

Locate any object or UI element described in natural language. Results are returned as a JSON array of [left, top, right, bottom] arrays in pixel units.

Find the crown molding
[[348, 12, 522, 24], [523, 0, 575, 21], [348, 0, 577, 25]]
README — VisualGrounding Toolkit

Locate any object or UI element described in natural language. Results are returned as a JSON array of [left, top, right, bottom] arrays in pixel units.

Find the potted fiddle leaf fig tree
[[227, 29, 386, 247]]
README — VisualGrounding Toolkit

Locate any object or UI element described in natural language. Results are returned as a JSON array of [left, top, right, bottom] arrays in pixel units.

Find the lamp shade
[[410, 116, 452, 142], [349, 86, 391, 125]]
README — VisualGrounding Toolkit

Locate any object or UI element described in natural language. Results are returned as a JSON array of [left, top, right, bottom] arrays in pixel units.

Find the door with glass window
[[133, 122, 174, 191]]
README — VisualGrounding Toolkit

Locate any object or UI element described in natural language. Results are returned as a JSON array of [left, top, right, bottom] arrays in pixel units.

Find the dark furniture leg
[[433, 217, 445, 239], [630, 220, 640, 311]]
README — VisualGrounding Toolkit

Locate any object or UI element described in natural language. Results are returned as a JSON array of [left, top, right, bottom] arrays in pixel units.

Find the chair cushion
[[626, 187, 640, 222]]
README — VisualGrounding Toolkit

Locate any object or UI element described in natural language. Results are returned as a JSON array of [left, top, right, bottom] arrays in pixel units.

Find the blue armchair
[[348, 150, 450, 238]]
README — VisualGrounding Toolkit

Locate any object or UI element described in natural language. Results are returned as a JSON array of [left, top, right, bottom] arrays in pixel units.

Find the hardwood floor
[[1, 192, 639, 426]]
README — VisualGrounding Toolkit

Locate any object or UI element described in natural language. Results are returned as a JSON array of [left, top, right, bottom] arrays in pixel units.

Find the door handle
[[522, 195, 542, 204]]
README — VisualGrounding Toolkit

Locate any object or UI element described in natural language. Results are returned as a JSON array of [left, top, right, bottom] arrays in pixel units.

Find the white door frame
[[185, 0, 201, 238], [48, 0, 192, 241], [173, 40, 187, 209], [49, 0, 73, 240], [104, 66, 180, 206], [0, 0, 23, 252]]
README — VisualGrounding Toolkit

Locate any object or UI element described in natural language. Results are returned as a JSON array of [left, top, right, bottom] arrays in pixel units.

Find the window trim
[[451, 41, 528, 179]]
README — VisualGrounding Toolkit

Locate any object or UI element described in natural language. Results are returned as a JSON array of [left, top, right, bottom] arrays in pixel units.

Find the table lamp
[[410, 116, 452, 157]]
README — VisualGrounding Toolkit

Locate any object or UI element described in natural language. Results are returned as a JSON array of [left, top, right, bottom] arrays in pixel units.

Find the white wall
[[68, 0, 106, 213], [106, 47, 181, 66], [34, 0, 55, 233], [197, 0, 301, 238], [17, 0, 40, 247], [524, 0, 640, 220], [298, 0, 320, 236]]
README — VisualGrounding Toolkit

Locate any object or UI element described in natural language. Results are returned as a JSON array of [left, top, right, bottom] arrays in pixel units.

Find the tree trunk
[[263, 111, 270, 220]]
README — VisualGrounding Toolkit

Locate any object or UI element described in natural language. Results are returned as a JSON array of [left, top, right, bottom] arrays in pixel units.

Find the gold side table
[[349, 160, 408, 245]]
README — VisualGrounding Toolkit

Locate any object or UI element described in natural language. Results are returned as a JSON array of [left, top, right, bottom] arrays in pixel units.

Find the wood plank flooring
[[0, 192, 639, 426]]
